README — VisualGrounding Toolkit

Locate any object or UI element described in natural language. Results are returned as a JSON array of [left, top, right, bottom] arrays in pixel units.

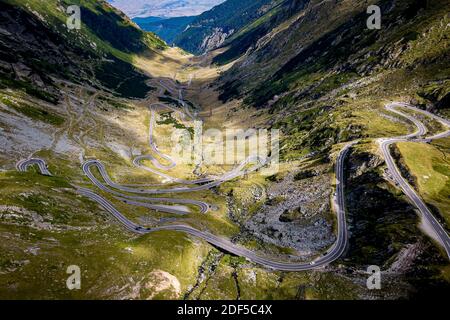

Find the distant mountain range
[[2, 0, 450, 301], [172, 0, 275, 54], [107, 0, 225, 18], [133, 16, 196, 45], [110, 0, 272, 52], [132, 0, 277, 54]]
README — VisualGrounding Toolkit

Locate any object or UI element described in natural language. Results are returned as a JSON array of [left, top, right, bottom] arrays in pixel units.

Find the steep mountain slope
[[218, 0, 449, 114], [0, 0, 166, 100], [212, 0, 311, 65], [1, 0, 450, 300], [134, 16, 196, 45], [0, 0, 209, 300], [214, 0, 450, 168], [174, 0, 277, 54], [202, 0, 450, 298]]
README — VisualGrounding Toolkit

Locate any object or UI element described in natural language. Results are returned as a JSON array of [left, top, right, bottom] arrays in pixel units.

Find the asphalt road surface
[[15, 77, 354, 270], [379, 103, 450, 259], [76, 139, 353, 272], [16, 158, 52, 176], [16, 89, 450, 269]]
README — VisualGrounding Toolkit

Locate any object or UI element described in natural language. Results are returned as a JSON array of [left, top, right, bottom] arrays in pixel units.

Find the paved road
[[380, 103, 450, 259], [75, 140, 354, 271], [14, 134, 354, 269], [16, 77, 354, 270], [76, 143, 353, 271], [142, 105, 176, 170], [10, 74, 378, 270], [16, 158, 52, 176], [393, 102, 450, 140], [81, 160, 211, 214], [158, 80, 197, 120], [18, 82, 450, 268], [83, 156, 267, 195]]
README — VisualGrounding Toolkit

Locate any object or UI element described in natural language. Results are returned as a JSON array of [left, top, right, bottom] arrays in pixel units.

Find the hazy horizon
[[107, 0, 225, 18]]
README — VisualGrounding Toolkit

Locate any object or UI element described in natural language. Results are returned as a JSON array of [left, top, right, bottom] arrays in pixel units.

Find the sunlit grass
[[397, 139, 450, 227]]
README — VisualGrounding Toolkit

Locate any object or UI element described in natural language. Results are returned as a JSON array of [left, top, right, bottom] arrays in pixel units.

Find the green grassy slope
[[219, 0, 448, 105], [211, 0, 450, 298], [213, 0, 310, 65], [217, 0, 449, 153], [397, 140, 450, 229], [0, 0, 167, 100]]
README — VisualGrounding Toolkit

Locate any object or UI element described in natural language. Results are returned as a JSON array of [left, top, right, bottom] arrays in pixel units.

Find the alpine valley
[[0, 0, 449, 300]]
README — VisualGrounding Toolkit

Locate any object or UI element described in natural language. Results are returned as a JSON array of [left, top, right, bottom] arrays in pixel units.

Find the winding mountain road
[[380, 102, 450, 259], [16, 85, 450, 269], [16, 158, 52, 176], [15, 78, 354, 271], [75, 142, 353, 271], [135, 105, 177, 171]]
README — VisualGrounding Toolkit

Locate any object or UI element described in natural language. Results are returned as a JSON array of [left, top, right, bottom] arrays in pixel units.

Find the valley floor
[[1, 48, 450, 300]]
